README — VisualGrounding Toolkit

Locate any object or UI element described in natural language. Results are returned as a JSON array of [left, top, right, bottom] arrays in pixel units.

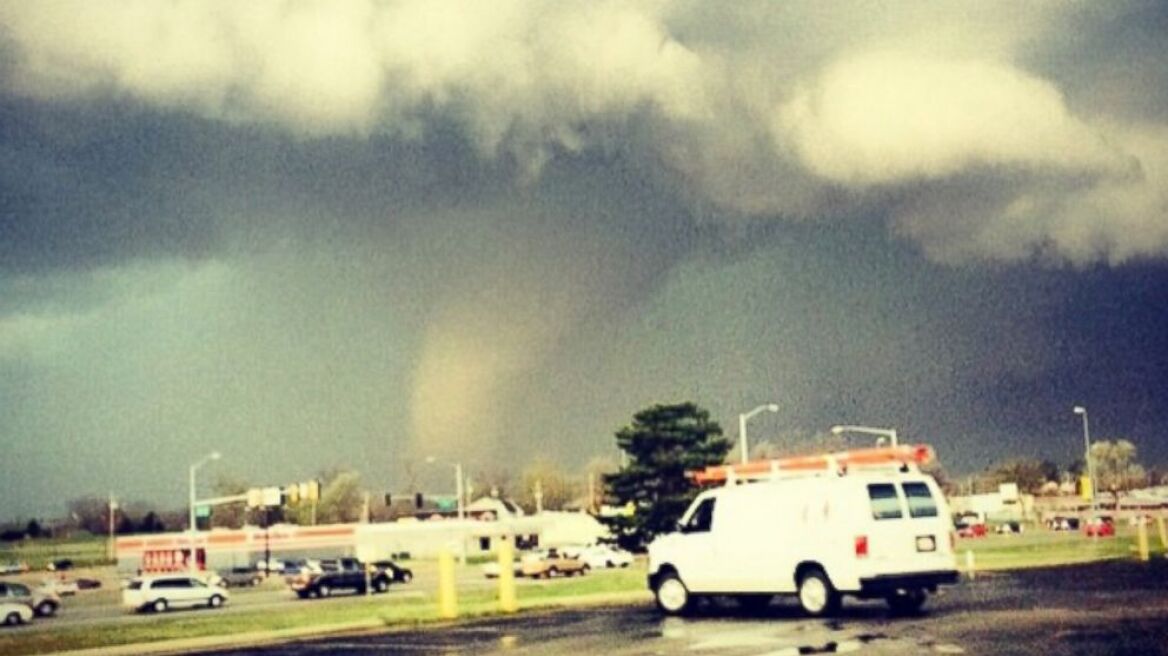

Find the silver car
[[122, 575, 229, 613], [0, 581, 60, 617]]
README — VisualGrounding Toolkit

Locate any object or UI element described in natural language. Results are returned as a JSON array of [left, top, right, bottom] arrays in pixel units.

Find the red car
[[1083, 517, 1115, 537], [956, 522, 987, 538]]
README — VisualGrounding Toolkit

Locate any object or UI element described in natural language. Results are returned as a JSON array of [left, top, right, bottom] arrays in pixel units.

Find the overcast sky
[[2, 1, 1166, 521]]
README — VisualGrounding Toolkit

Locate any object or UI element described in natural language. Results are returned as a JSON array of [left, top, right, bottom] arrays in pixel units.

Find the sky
[[1, 1, 1166, 521]]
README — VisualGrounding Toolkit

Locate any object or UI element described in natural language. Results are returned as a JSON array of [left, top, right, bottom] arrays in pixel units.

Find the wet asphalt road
[[208, 559, 1168, 656]]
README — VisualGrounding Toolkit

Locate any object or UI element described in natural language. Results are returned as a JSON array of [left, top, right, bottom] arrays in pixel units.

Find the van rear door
[[862, 480, 950, 572]]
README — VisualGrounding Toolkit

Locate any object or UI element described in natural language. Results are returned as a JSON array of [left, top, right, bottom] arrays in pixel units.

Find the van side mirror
[[676, 520, 687, 534]]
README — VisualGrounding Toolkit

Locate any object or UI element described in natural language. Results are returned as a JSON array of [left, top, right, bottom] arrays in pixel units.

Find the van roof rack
[[688, 444, 935, 486]]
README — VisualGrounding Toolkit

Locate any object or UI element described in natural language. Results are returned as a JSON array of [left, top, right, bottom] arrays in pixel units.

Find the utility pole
[[588, 473, 596, 514], [107, 493, 118, 562]]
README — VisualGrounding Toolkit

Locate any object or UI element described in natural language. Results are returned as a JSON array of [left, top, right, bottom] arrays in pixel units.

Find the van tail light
[[854, 535, 869, 558]]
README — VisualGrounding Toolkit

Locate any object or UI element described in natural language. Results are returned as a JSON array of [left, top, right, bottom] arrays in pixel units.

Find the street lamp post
[[830, 425, 898, 448], [1073, 406, 1097, 515], [188, 451, 220, 572], [426, 457, 467, 564], [739, 403, 780, 464]]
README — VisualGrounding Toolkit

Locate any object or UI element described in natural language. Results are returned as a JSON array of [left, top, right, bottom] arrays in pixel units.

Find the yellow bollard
[[437, 548, 458, 619], [1138, 519, 1150, 562], [1157, 517, 1167, 552], [498, 537, 518, 613]]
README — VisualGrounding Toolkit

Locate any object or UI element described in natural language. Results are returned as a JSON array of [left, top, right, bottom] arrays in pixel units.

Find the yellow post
[[497, 537, 518, 613], [1157, 516, 1167, 552], [1138, 519, 1150, 562], [437, 548, 458, 619]]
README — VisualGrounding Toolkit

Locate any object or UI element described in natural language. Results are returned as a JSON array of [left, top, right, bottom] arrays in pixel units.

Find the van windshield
[[902, 482, 939, 518]]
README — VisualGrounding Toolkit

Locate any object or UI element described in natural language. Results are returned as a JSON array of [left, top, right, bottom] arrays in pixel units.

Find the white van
[[647, 466, 958, 616]]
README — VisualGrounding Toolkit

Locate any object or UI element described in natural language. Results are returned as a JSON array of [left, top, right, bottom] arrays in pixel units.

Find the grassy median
[[2, 528, 1163, 655]]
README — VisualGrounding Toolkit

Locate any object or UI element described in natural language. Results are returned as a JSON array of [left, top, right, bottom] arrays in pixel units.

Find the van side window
[[867, 483, 903, 520], [902, 482, 939, 518], [683, 498, 716, 533]]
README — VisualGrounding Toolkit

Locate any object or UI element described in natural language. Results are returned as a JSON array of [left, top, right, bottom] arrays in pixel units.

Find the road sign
[[261, 486, 282, 507], [195, 505, 211, 518]]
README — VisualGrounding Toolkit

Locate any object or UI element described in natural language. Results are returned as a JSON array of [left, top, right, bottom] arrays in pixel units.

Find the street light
[[188, 451, 220, 572], [426, 456, 467, 564], [1073, 406, 1098, 515], [739, 403, 779, 464], [831, 425, 898, 448]]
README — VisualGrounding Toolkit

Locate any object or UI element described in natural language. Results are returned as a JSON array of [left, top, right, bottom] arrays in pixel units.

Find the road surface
[[207, 559, 1168, 655]]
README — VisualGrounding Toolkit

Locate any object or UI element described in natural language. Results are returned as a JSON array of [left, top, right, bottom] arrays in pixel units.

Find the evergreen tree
[[600, 402, 729, 551]]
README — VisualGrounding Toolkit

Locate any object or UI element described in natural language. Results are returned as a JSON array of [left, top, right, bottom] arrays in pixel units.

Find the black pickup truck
[[287, 558, 392, 598]]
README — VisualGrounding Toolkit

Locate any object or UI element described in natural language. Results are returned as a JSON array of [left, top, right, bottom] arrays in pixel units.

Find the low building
[[114, 500, 609, 575]]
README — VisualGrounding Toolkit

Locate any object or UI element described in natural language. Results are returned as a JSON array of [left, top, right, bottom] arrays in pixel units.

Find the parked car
[[1048, 516, 1080, 531], [1, 601, 33, 626], [45, 559, 73, 572], [568, 545, 634, 570], [280, 559, 320, 576], [122, 575, 229, 613], [520, 549, 588, 578], [254, 559, 286, 574], [956, 521, 987, 538], [0, 581, 60, 617], [482, 559, 522, 579], [215, 567, 263, 588], [287, 557, 392, 598], [39, 578, 79, 596], [0, 561, 29, 576], [1083, 517, 1115, 537], [370, 560, 413, 584], [75, 578, 102, 590], [995, 521, 1023, 534]]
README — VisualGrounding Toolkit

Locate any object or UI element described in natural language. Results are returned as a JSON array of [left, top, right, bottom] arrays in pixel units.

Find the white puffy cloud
[[775, 52, 1128, 185], [0, 0, 706, 145]]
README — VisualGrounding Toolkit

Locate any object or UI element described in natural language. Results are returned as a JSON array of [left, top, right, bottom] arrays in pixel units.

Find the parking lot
[[206, 559, 1168, 656]]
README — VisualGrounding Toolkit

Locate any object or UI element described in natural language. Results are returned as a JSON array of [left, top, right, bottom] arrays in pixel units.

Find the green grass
[[953, 525, 1161, 571], [0, 536, 112, 570]]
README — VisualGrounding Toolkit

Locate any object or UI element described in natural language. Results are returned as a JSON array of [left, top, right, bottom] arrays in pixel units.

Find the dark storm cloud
[[1, 1, 1167, 519]]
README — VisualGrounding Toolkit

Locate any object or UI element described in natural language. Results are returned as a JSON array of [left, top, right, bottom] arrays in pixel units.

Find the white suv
[[122, 575, 229, 613], [648, 468, 958, 616]]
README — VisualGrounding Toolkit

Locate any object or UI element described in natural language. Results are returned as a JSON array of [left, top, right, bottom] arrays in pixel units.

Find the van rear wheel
[[797, 569, 840, 617], [654, 572, 691, 615]]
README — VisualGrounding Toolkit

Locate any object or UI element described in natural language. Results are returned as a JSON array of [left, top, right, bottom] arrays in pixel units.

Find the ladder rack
[[689, 444, 935, 485]]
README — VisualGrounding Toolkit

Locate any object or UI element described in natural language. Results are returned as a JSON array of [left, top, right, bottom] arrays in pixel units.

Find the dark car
[[287, 558, 392, 598], [371, 560, 413, 584], [216, 567, 263, 588], [46, 559, 73, 572]]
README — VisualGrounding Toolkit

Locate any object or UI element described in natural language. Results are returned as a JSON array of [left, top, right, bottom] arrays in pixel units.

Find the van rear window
[[902, 482, 939, 518], [867, 483, 903, 520]]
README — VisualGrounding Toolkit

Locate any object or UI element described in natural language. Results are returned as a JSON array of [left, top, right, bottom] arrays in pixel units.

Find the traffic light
[[415, 492, 423, 509], [305, 479, 321, 502]]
